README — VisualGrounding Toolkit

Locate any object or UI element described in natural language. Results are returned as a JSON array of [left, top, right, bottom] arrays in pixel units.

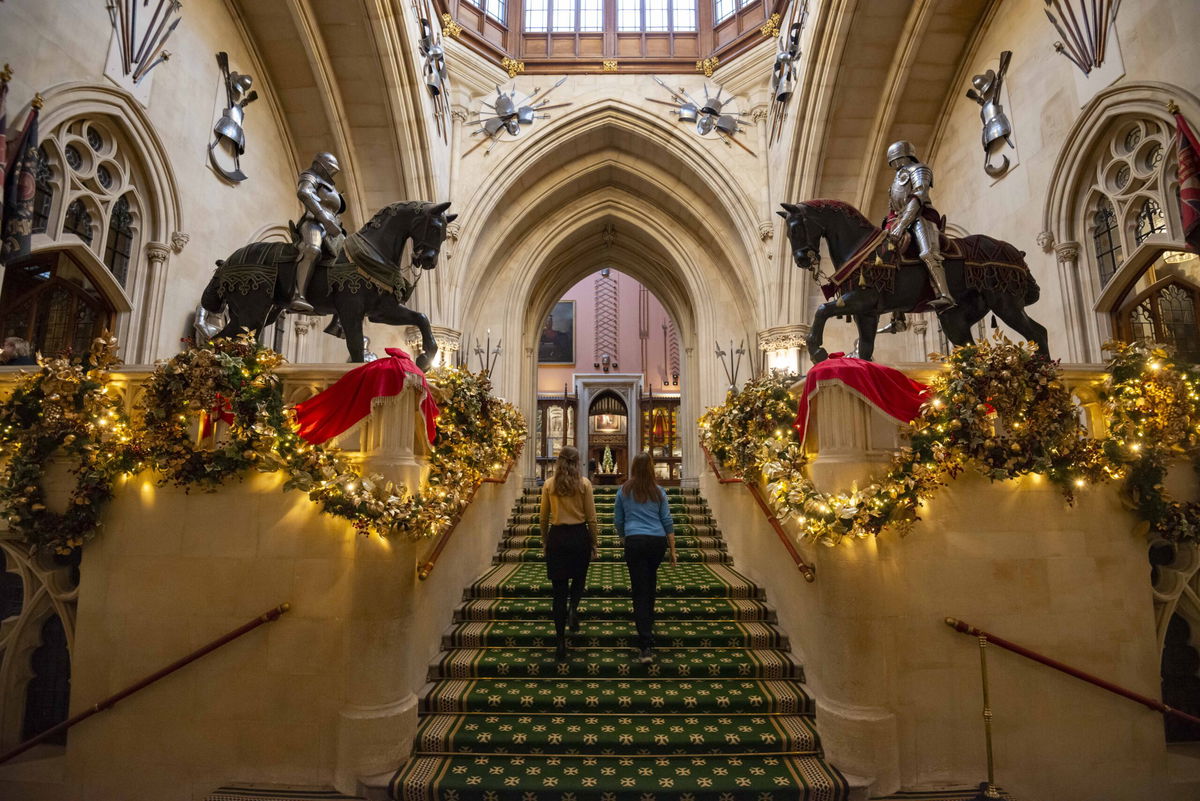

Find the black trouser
[[623, 534, 668, 650], [546, 523, 591, 640]]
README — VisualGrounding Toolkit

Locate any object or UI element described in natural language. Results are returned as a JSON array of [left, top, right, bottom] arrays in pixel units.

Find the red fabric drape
[[1173, 109, 1200, 252], [793, 354, 929, 443], [294, 348, 439, 445]]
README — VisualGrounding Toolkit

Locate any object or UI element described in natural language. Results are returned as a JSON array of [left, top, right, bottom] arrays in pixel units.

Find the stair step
[[443, 621, 788, 650], [420, 679, 813, 715], [493, 548, 732, 564], [428, 647, 803, 681], [505, 523, 724, 538], [465, 564, 765, 600], [396, 488, 848, 800], [391, 753, 848, 800], [454, 598, 777, 623], [502, 535, 727, 550], [412, 712, 821, 756]]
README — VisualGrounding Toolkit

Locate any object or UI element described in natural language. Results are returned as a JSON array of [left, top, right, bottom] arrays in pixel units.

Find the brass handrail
[[700, 444, 815, 582], [946, 617, 1200, 728], [417, 450, 521, 581], [0, 603, 290, 766]]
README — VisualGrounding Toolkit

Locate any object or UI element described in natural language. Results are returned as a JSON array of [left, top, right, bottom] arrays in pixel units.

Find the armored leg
[[288, 222, 322, 313], [915, 219, 954, 310]]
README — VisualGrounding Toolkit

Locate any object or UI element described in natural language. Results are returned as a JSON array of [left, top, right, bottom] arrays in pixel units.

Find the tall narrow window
[[1092, 198, 1122, 285], [1134, 198, 1167, 245], [32, 147, 54, 234], [22, 614, 71, 745], [1158, 284, 1200, 362], [104, 194, 135, 286], [63, 199, 94, 244]]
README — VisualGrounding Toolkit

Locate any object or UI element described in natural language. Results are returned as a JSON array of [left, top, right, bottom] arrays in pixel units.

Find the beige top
[[540, 475, 599, 541]]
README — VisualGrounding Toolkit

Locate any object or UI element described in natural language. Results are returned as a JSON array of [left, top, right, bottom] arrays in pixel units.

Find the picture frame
[[538, 300, 575, 364]]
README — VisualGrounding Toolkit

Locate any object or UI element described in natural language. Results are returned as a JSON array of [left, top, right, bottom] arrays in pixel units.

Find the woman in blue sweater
[[614, 452, 676, 665]]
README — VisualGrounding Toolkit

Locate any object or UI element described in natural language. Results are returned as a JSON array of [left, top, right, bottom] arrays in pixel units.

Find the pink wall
[[537, 269, 680, 394]]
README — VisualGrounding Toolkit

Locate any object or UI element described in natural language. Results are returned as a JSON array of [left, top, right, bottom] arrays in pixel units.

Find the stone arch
[[21, 83, 185, 362], [1041, 81, 1200, 361]]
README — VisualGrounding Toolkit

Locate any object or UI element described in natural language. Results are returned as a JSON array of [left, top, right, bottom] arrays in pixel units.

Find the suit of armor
[[885, 140, 954, 310], [289, 152, 346, 313]]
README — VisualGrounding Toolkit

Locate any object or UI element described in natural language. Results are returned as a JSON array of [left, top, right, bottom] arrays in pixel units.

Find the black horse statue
[[778, 199, 1048, 362], [200, 200, 456, 366]]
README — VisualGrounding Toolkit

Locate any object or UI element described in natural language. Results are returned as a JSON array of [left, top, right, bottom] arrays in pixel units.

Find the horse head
[[411, 201, 457, 271], [358, 200, 458, 273], [776, 202, 820, 271]]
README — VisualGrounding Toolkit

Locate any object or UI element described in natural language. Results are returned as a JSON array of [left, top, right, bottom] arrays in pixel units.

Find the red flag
[[1173, 105, 1200, 252], [0, 76, 9, 181], [1, 103, 38, 267]]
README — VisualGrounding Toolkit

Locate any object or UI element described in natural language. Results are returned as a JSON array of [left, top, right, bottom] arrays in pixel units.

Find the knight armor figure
[[885, 140, 954, 310], [290, 152, 346, 313]]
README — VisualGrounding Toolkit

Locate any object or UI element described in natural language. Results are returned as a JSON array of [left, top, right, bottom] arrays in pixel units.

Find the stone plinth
[[705, 379, 1173, 801], [792, 378, 904, 494], [40, 385, 522, 801]]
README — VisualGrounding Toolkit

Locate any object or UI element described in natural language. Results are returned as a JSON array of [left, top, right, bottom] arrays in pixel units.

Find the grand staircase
[[390, 485, 849, 801]]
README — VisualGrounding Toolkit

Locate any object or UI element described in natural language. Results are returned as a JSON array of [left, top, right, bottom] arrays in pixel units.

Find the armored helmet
[[311, 152, 341, 180], [886, 140, 919, 167]]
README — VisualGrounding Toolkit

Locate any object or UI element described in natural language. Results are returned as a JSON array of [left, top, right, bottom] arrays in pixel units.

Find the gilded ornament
[[441, 13, 463, 38], [760, 13, 782, 37], [696, 57, 718, 77], [602, 60, 618, 72], [502, 57, 526, 78]]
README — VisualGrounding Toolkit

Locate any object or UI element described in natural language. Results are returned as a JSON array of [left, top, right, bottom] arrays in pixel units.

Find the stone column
[[1052, 240, 1096, 363], [788, 376, 904, 791], [139, 242, 172, 363], [336, 380, 431, 792]]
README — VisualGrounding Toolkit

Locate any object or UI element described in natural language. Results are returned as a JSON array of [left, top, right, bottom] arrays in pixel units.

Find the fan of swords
[[106, 0, 181, 85], [767, 0, 810, 145], [415, 0, 451, 139], [465, 79, 572, 157], [1042, 0, 1123, 75], [648, 78, 754, 156]]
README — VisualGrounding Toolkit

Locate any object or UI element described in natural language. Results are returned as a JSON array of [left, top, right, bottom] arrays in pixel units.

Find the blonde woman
[[539, 446, 600, 661], [614, 452, 676, 665]]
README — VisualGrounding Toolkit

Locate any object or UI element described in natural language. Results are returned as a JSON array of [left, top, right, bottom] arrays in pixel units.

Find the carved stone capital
[[1054, 241, 1082, 263], [170, 231, 189, 253], [758, 221, 774, 242], [757, 324, 810, 352], [450, 105, 470, 124], [1036, 230, 1055, 252], [145, 242, 171, 263], [446, 221, 462, 241], [405, 325, 462, 353], [750, 106, 769, 124]]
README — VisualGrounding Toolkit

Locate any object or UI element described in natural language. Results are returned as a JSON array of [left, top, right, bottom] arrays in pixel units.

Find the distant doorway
[[588, 390, 628, 484]]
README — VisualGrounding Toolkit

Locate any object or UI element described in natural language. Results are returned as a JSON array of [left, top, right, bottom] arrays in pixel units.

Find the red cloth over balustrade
[[294, 348, 439, 445], [793, 354, 930, 443]]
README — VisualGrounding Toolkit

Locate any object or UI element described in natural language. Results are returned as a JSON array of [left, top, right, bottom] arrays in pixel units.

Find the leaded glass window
[[617, 0, 697, 31], [1134, 198, 1167, 245], [63, 199, 93, 244], [1092, 199, 1122, 285], [104, 194, 134, 285]]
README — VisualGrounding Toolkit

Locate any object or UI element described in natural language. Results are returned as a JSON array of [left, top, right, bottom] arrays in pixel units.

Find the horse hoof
[[810, 348, 829, 364], [416, 353, 433, 371]]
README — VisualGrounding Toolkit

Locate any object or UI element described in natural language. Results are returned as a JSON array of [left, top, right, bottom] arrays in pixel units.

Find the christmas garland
[[140, 337, 287, 490], [702, 335, 1108, 546], [1101, 341, 1200, 543], [698, 371, 798, 476], [0, 338, 526, 552], [0, 337, 135, 553]]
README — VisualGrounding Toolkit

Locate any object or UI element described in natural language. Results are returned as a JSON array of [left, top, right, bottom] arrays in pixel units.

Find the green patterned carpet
[[390, 486, 848, 801]]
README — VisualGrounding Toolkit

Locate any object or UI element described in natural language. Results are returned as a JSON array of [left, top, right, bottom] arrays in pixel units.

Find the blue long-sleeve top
[[613, 486, 674, 538]]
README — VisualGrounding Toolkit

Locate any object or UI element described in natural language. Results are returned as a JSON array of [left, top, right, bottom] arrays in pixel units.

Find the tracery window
[[0, 114, 153, 359], [1083, 117, 1177, 288]]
